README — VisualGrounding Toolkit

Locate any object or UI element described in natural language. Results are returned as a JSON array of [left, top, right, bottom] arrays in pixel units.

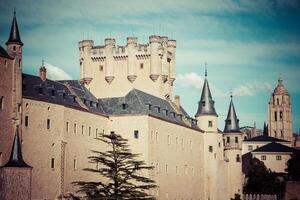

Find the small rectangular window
[[227, 137, 230, 143], [261, 155, 266, 160], [236, 154, 241, 162], [209, 146, 213, 152], [208, 121, 213, 127], [73, 159, 77, 170], [99, 65, 103, 71], [248, 145, 253, 151], [140, 63, 144, 69], [81, 125, 84, 135], [167, 135, 170, 145], [280, 111, 283, 120], [47, 119, 51, 129], [66, 122, 69, 132], [276, 155, 282, 160], [274, 111, 277, 121], [89, 127, 91, 136], [74, 123, 77, 134], [134, 130, 139, 139], [96, 128, 98, 138], [235, 136, 238, 143], [51, 158, 55, 169], [25, 116, 29, 127]]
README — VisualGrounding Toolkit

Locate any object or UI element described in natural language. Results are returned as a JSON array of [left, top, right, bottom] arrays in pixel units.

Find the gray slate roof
[[22, 74, 200, 131], [252, 142, 297, 153], [244, 135, 289, 142], [224, 97, 241, 133], [3, 127, 31, 168], [6, 11, 23, 46]]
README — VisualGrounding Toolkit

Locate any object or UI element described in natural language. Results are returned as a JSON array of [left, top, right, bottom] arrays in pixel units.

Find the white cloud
[[44, 62, 72, 80], [233, 82, 273, 96], [176, 72, 204, 89]]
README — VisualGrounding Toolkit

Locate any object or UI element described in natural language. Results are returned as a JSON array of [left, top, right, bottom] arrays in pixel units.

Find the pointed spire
[[6, 9, 23, 46], [224, 95, 240, 133], [195, 65, 217, 117], [263, 122, 269, 136], [3, 126, 31, 167]]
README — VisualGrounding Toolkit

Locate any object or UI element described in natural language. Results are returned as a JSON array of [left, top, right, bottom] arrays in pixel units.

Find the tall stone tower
[[268, 78, 292, 141], [0, 10, 23, 165], [78, 35, 176, 99], [195, 69, 218, 132], [223, 95, 242, 198]]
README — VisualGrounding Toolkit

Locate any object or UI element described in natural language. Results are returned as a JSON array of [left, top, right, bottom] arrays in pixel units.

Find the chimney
[[174, 95, 180, 108], [39, 66, 47, 81]]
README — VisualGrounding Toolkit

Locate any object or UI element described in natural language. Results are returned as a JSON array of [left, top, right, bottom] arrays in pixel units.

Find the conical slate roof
[[223, 96, 240, 133], [195, 71, 217, 117], [3, 127, 31, 168], [6, 10, 23, 46]]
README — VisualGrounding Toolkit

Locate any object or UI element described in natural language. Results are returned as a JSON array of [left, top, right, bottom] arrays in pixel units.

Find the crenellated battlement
[[78, 35, 177, 99]]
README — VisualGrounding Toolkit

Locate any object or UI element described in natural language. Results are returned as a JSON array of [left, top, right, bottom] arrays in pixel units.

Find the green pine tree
[[73, 132, 157, 199]]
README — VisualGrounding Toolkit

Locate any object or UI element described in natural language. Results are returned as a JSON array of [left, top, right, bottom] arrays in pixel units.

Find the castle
[[0, 11, 298, 200]]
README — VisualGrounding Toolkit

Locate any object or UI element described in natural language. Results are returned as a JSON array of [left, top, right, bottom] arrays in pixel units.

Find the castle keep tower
[[195, 69, 218, 132], [78, 35, 176, 99], [223, 95, 242, 198], [268, 78, 292, 141]]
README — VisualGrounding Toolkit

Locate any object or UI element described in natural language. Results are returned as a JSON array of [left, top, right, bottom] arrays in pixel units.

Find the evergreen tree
[[286, 151, 300, 181], [243, 158, 284, 197], [73, 132, 157, 199]]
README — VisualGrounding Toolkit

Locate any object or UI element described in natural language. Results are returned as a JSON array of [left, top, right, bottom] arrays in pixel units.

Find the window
[[155, 132, 158, 141], [19, 59, 21, 68], [99, 65, 103, 71], [13, 46, 16, 51], [280, 111, 283, 120], [248, 145, 253, 151], [281, 130, 283, 137], [18, 104, 21, 113], [226, 137, 230, 143], [261, 155, 266, 160], [167, 135, 170, 145], [184, 165, 188, 175], [209, 146, 213, 152], [227, 119, 231, 125], [51, 89, 55, 97], [140, 63, 144, 69], [89, 127, 91, 136], [73, 159, 77, 170], [74, 123, 77, 134], [0, 96, 3, 110], [122, 103, 127, 110], [25, 116, 29, 127], [277, 98, 279, 105], [274, 130, 277, 137], [96, 128, 98, 138], [47, 119, 51, 129], [156, 163, 159, 174], [235, 136, 238, 143], [51, 158, 55, 169], [4, 60, 7, 67], [39, 87, 43, 94], [81, 125, 84, 135], [236, 154, 241, 162], [274, 111, 277, 121], [276, 155, 282, 160], [208, 120, 213, 127], [66, 122, 69, 132], [134, 130, 139, 139]]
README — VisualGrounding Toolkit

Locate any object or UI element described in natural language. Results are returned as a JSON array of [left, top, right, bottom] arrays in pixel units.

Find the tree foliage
[[73, 133, 156, 199], [286, 151, 300, 181], [243, 158, 284, 197]]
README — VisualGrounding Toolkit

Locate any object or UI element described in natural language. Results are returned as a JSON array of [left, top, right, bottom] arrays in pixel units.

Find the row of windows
[[150, 131, 193, 149], [98, 63, 144, 72], [261, 155, 282, 161], [51, 158, 78, 170], [152, 163, 195, 175], [226, 136, 239, 144]]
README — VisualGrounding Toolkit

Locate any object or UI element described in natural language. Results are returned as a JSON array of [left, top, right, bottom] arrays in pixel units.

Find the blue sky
[[0, 0, 299, 132]]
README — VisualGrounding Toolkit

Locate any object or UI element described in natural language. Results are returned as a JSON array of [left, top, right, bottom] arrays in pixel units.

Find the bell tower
[[268, 78, 292, 141]]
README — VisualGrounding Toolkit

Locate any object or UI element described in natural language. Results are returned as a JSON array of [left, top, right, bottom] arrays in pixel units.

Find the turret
[[79, 40, 94, 85], [104, 38, 115, 84], [127, 37, 137, 83], [263, 122, 268, 136], [161, 36, 169, 83], [167, 39, 176, 86], [195, 68, 218, 132], [149, 35, 160, 82], [224, 95, 240, 133]]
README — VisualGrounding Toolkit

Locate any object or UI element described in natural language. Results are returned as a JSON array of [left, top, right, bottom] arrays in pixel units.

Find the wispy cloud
[[45, 62, 72, 80], [232, 82, 273, 96]]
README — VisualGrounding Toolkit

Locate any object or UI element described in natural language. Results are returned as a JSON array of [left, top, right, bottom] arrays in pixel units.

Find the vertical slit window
[[47, 119, 51, 129], [25, 116, 29, 127]]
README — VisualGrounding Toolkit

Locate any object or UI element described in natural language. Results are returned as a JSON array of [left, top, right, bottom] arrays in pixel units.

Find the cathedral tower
[[195, 69, 218, 132], [268, 78, 292, 141]]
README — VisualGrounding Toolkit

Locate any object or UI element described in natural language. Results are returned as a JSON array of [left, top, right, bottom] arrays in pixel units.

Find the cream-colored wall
[[21, 98, 109, 199], [148, 115, 204, 200], [252, 152, 291, 173]]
